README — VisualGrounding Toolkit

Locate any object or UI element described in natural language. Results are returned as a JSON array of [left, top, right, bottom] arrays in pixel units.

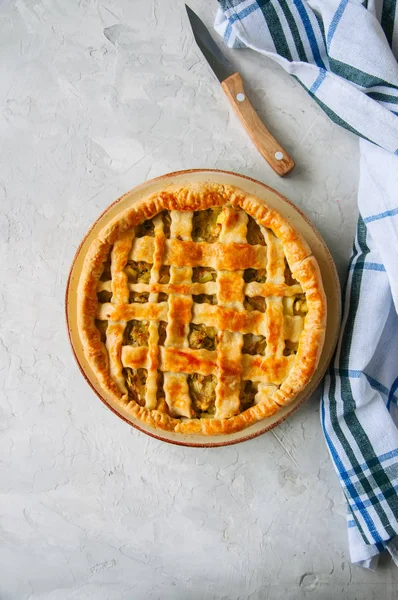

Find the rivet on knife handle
[[222, 73, 295, 177]]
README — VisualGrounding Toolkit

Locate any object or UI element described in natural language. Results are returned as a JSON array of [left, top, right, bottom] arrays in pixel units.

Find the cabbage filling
[[284, 260, 299, 285], [162, 211, 171, 238], [192, 267, 216, 283], [188, 324, 217, 350], [244, 296, 266, 312], [240, 381, 258, 410], [242, 333, 267, 355], [135, 218, 155, 238], [158, 321, 167, 345], [155, 371, 170, 413], [95, 319, 108, 343], [123, 320, 149, 347], [97, 290, 112, 303], [244, 268, 267, 284], [293, 294, 308, 316], [100, 260, 112, 282], [284, 340, 299, 356], [192, 208, 222, 243], [129, 292, 149, 303], [246, 215, 266, 246], [123, 367, 147, 405], [159, 265, 170, 283], [188, 374, 216, 415], [125, 261, 152, 284], [193, 294, 217, 305]]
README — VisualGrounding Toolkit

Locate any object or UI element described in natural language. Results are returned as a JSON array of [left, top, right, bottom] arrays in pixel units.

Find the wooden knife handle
[[221, 72, 295, 177]]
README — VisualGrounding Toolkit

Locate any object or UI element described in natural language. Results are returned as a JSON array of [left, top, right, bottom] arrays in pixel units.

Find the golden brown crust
[[77, 182, 327, 435]]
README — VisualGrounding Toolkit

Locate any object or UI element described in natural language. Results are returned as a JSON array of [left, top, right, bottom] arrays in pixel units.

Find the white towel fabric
[[215, 0, 398, 568]]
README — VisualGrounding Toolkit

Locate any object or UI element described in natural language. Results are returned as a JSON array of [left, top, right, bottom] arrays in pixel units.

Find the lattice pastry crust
[[77, 183, 326, 435]]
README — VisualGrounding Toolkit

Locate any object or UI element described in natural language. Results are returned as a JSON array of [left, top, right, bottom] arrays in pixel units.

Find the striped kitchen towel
[[215, 0, 398, 568]]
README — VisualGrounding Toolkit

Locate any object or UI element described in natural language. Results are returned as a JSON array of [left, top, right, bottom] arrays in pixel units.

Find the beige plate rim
[[66, 168, 341, 448]]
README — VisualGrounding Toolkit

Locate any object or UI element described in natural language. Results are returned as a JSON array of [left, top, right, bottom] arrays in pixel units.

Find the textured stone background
[[1, 0, 397, 598]]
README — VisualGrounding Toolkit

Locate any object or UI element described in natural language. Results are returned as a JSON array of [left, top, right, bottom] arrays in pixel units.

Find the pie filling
[[192, 207, 222, 243], [123, 367, 147, 406], [123, 320, 149, 347], [93, 203, 311, 423], [240, 381, 259, 411], [125, 261, 151, 284], [188, 374, 217, 416]]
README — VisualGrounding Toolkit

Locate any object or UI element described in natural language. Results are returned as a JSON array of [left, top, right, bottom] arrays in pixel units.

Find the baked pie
[[78, 183, 326, 435]]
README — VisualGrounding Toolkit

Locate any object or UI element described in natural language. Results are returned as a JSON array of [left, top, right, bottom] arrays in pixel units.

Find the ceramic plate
[[66, 169, 341, 447]]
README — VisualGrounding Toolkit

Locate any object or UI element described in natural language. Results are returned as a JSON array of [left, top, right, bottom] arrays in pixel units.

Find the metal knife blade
[[185, 4, 234, 83]]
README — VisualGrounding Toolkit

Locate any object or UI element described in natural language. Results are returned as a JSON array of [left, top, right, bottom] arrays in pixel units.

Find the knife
[[185, 5, 295, 177]]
